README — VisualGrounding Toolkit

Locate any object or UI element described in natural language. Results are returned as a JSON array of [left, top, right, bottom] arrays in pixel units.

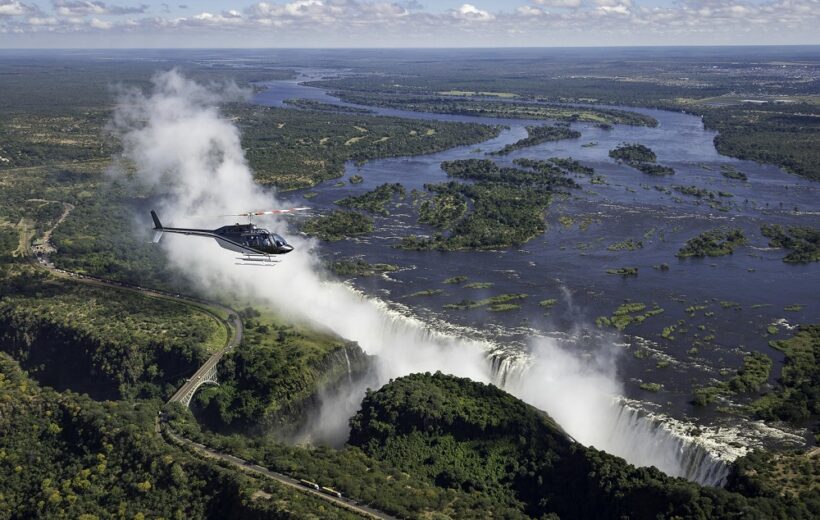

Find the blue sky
[[1, 1, 817, 48]]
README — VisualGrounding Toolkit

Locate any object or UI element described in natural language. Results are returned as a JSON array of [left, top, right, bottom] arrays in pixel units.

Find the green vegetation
[[609, 143, 657, 163], [336, 182, 405, 215], [693, 352, 773, 406], [703, 104, 820, 181], [489, 124, 581, 155], [674, 185, 721, 199], [347, 372, 816, 519], [596, 302, 664, 331], [677, 227, 747, 257], [168, 402, 526, 519], [283, 98, 374, 114], [400, 158, 577, 250], [548, 157, 595, 174], [0, 353, 351, 519], [728, 450, 819, 506], [407, 289, 444, 297], [348, 174, 364, 184], [328, 258, 399, 277], [443, 293, 527, 312], [443, 275, 469, 284], [761, 224, 820, 264], [313, 90, 658, 127], [606, 266, 638, 276], [720, 165, 748, 181], [306, 51, 819, 181], [234, 105, 501, 189], [539, 298, 558, 308], [607, 239, 643, 251], [417, 189, 468, 230], [749, 325, 819, 427], [0, 276, 221, 400], [463, 281, 493, 289], [301, 210, 373, 241], [640, 382, 663, 393], [195, 310, 365, 434], [609, 143, 675, 176]]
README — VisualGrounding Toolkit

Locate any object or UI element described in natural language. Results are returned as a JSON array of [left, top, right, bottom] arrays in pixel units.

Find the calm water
[[253, 71, 820, 422]]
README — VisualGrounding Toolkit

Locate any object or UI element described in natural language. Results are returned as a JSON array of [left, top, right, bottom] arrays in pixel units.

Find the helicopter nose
[[283, 244, 294, 253]]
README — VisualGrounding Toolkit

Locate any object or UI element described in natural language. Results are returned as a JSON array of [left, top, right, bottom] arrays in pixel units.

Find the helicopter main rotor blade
[[221, 207, 311, 217]]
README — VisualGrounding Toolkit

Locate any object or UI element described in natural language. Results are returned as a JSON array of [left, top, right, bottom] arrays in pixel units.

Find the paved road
[[162, 426, 398, 520]]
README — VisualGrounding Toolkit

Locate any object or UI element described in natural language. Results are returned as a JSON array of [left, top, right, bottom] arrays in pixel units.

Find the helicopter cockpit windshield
[[271, 234, 287, 247], [246, 230, 288, 252]]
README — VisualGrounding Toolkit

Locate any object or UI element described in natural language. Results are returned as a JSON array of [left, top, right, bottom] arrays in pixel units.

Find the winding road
[[25, 203, 397, 520]]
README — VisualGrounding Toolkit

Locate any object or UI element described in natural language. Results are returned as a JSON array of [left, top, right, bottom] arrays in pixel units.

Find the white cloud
[[593, 0, 631, 7], [597, 4, 631, 14], [517, 5, 544, 16], [452, 3, 494, 21], [27, 16, 58, 25], [52, 1, 148, 16], [1, 0, 818, 44], [0, 1, 32, 16], [533, 0, 583, 8], [89, 16, 111, 28]]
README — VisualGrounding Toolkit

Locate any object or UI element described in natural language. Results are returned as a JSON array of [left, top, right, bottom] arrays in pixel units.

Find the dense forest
[[349, 372, 819, 519], [609, 143, 675, 176], [399, 158, 578, 250], [232, 104, 500, 189], [0, 353, 356, 519], [195, 309, 369, 436], [761, 224, 820, 264], [677, 228, 747, 258], [489, 124, 581, 155], [0, 274, 221, 400]]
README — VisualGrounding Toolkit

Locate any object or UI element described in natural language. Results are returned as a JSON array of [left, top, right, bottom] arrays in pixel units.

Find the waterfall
[[302, 288, 736, 487], [342, 347, 353, 385], [487, 351, 731, 486]]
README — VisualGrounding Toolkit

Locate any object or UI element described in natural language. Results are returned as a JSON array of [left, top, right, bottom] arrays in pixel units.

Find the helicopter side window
[[273, 234, 286, 247]]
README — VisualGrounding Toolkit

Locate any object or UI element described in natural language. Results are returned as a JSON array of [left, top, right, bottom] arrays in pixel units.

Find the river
[[250, 69, 817, 484]]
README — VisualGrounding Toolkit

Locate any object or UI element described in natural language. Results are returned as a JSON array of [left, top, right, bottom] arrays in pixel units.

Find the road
[[162, 426, 397, 520], [26, 205, 397, 520]]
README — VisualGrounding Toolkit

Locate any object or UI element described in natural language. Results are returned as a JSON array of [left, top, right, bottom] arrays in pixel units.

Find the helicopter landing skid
[[235, 255, 280, 266]]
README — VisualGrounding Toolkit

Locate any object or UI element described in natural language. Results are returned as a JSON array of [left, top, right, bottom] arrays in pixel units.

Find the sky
[[0, 0, 818, 48]]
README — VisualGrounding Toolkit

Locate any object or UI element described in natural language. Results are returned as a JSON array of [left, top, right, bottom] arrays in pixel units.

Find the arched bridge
[[168, 313, 242, 407]]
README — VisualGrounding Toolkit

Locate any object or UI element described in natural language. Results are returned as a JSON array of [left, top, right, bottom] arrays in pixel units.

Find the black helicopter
[[150, 208, 308, 264]]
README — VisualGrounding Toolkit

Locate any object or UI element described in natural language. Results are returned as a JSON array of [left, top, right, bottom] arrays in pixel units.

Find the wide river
[[253, 69, 818, 442]]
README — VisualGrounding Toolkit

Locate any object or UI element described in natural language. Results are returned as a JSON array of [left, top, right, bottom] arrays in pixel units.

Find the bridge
[[168, 309, 242, 407]]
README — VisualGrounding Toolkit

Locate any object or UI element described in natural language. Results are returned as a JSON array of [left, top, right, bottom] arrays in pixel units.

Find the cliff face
[[258, 342, 371, 436], [0, 314, 122, 399], [0, 311, 203, 401], [194, 340, 372, 438]]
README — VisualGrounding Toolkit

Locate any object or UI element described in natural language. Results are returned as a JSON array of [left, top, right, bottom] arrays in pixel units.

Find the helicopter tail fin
[[150, 210, 163, 243], [150, 210, 163, 230]]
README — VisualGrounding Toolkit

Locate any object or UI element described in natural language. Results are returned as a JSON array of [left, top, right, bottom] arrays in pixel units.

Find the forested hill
[[0, 353, 357, 519], [349, 372, 817, 519]]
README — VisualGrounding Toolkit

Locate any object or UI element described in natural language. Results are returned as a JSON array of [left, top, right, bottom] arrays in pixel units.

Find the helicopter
[[150, 208, 308, 264]]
